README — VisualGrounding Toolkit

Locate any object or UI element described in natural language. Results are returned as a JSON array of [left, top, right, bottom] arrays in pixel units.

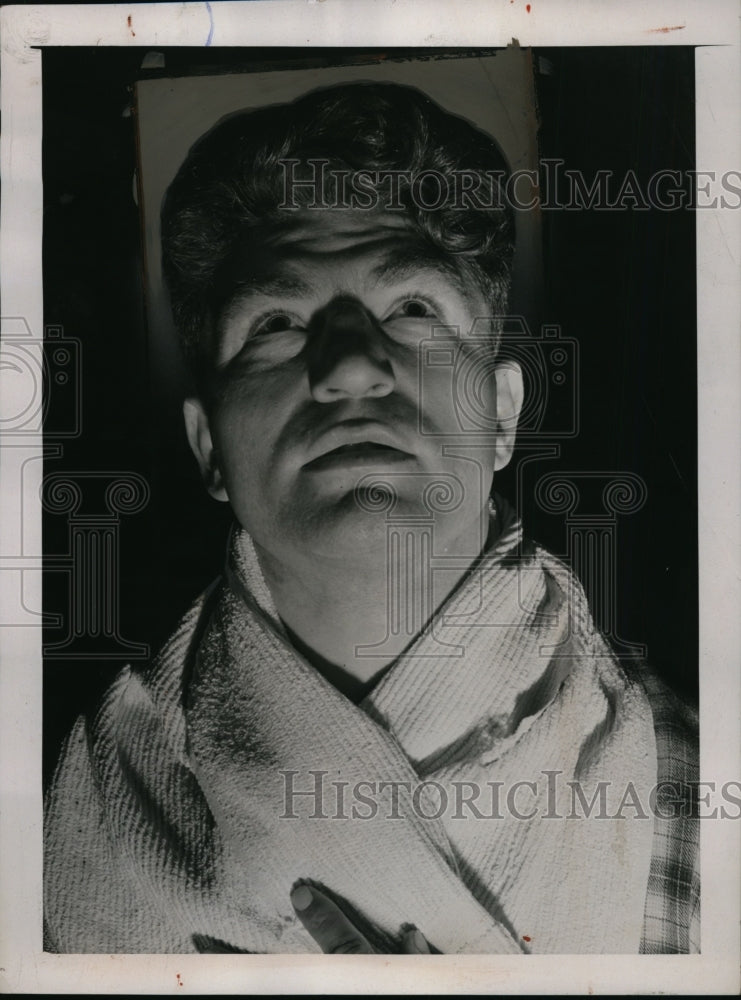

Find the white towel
[[44, 500, 657, 953]]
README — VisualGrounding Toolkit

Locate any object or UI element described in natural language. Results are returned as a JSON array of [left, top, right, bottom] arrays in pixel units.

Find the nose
[[308, 296, 395, 403]]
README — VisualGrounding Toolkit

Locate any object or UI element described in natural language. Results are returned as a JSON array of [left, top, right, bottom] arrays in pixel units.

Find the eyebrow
[[218, 272, 313, 327], [227, 273, 313, 302], [218, 243, 477, 327], [370, 248, 473, 302]]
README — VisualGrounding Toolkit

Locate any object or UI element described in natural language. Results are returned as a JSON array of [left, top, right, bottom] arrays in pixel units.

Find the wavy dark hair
[[161, 81, 515, 377]]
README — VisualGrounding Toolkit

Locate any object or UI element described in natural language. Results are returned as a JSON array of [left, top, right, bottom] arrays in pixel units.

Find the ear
[[183, 398, 229, 501], [493, 360, 524, 471]]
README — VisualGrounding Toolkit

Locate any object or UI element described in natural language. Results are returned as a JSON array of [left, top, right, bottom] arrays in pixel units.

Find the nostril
[[310, 346, 396, 402]]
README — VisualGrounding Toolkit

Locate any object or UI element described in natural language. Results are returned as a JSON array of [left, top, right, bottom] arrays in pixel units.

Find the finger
[[291, 884, 375, 954], [401, 926, 430, 954]]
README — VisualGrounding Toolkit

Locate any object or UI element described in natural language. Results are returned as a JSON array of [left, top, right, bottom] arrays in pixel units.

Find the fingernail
[[412, 928, 428, 953], [291, 884, 313, 912]]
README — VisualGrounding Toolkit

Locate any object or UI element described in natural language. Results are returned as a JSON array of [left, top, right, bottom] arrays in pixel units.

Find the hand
[[290, 883, 431, 954]]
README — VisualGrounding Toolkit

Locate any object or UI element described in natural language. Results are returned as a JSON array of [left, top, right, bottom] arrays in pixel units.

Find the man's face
[[186, 207, 521, 562]]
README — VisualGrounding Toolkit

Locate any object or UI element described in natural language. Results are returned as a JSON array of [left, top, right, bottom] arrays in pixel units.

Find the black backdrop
[[42, 46, 697, 787]]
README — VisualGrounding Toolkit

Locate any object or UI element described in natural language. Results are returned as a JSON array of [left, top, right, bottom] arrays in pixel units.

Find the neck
[[254, 506, 494, 698]]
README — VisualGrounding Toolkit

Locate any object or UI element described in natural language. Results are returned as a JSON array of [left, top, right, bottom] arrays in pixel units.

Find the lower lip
[[304, 445, 414, 471]]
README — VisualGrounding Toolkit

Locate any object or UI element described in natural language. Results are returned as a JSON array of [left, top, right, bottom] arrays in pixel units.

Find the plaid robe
[[638, 666, 700, 953]]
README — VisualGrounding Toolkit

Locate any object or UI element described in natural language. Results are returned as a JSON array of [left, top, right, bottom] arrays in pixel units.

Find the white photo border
[[1, 1, 739, 994]]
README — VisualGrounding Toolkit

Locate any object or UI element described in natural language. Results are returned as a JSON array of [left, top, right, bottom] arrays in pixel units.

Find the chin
[[282, 483, 489, 563], [274, 487, 431, 559]]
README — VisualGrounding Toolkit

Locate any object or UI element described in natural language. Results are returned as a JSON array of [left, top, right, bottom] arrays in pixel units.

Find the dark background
[[42, 46, 698, 787]]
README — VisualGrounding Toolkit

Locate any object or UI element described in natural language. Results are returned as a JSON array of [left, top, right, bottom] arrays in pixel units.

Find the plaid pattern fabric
[[636, 665, 700, 954]]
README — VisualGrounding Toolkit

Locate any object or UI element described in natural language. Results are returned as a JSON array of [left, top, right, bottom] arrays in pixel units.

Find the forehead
[[219, 208, 483, 308], [265, 207, 412, 257]]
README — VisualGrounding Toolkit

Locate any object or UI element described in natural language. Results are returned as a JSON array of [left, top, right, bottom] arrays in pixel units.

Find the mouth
[[303, 440, 413, 471], [303, 421, 415, 471]]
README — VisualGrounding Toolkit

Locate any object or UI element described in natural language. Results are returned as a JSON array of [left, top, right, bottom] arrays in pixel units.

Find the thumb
[[402, 926, 430, 954]]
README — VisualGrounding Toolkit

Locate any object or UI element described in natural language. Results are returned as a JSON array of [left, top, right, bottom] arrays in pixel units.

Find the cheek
[[208, 365, 306, 501], [417, 345, 499, 491], [209, 386, 272, 487], [418, 344, 498, 436], [211, 365, 290, 440]]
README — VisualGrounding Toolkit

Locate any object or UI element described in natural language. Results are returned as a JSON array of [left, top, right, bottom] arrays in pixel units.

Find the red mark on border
[[646, 24, 685, 32], [176, 973, 183, 987], [522, 934, 532, 942], [526, 3, 531, 10], [127, 14, 136, 37]]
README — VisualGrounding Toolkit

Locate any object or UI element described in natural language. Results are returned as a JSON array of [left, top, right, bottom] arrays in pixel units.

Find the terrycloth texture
[[45, 502, 660, 954]]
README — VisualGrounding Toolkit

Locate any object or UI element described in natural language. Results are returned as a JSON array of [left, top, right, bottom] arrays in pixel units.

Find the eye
[[387, 297, 438, 321], [252, 311, 302, 337]]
